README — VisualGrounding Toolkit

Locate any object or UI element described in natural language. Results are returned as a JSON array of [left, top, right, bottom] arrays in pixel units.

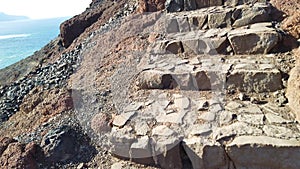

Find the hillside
[[0, 0, 299, 168]]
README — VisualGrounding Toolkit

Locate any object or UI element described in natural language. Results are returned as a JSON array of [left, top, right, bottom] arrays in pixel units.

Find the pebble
[[239, 93, 248, 101]]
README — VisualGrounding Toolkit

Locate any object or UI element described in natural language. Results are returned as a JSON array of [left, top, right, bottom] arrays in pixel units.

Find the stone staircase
[[107, 1, 300, 169]]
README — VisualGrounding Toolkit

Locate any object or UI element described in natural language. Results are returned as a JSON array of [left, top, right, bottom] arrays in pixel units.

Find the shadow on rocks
[[40, 125, 97, 166]]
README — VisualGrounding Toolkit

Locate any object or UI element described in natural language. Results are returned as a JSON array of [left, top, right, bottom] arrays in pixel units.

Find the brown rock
[[0, 137, 15, 156], [138, 0, 166, 13], [287, 52, 300, 122], [60, 1, 126, 47], [91, 113, 111, 133], [270, 0, 300, 38], [0, 142, 41, 169]]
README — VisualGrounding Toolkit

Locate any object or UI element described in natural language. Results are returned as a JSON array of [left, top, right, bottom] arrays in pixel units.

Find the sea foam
[[0, 34, 31, 40]]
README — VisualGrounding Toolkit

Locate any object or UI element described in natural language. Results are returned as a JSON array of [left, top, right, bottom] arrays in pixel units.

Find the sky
[[0, 0, 92, 19]]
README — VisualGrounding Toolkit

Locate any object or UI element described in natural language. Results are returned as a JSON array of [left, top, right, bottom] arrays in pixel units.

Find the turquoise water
[[0, 17, 69, 69]]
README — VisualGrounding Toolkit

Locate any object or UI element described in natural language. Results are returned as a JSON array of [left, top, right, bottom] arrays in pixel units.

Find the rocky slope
[[0, 0, 299, 168]]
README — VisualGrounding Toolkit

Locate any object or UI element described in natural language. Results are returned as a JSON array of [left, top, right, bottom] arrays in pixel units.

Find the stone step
[[152, 22, 281, 55], [165, 2, 272, 32], [166, 0, 268, 12], [136, 54, 282, 93], [107, 89, 299, 168]]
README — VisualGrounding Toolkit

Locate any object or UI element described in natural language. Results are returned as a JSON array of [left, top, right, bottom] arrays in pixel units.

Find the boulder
[[0, 142, 43, 169], [225, 0, 267, 6], [165, 0, 222, 12], [226, 67, 283, 92], [227, 136, 300, 169], [138, 0, 166, 13], [228, 23, 280, 54], [136, 70, 173, 89], [232, 3, 271, 28]]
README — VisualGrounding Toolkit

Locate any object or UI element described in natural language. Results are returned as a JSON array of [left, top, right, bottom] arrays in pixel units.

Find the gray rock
[[227, 135, 300, 169], [189, 123, 212, 136], [111, 162, 123, 169], [228, 25, 280, 54], [238, 104, 262, 114], [135, 122, 150, 136], [263, 125, 299, 139], [130, 136, 152, 158], [113, 111, 136, 127], [174, 96, 190, 109], [265, 113, 292, 124], [124, 102, 143, 112], [152, 125, 176, 137], [213, 122, 263, 140], [208, 9, 232, 28], [110, 126, 136, 158], [136, 70, 172, 89], [232, 4, 271, 27], [227, 68, 282, 92], [199, 111, 216, 122], [219, 111, 234, 125], [237, 114, 264, 125], [225, 101, 243, 110]]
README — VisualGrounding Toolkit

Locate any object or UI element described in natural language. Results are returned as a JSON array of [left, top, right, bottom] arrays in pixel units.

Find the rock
[[0, 137, 15, 156], [165, 0, 224, 12], [189, 123, 212, 136], [152, 133, 183, 169], [135, 121, 150, 136], [77, 163, 85, 169], [287, 61, 300, 122], [113, 111, 136, 127], [124, 102, 143, 112], [137, 70, 172, 89], [238, 93, 248, 101], [265, 113, 292, 124], [225, 0, 267, 6], [232, 3, 271, 28], [174, 96, 190, 109], [227, 67, 282, 92], [183, 140, 229, 169], [227, 136, 300, 169], [219, 111, 234, 125], [152, 125, 176, 137], [166, 41, 183, 53], [213, 122, 263, 140], [197, 99, 209, 111], [156, 110, 188, 124], [193, 71, 211, 90], [60, 1, 124, 47], [225, 101, 243, 110], [199, 111, 216, 122], [228, 24, 280, 54], [138, 0, 166, 13], [263, 125, 299, 139], [111, 162, 123, 169], [208, 9, 232, 28], [209, 103, 223, 113], [41, 126, 94, 164], [130, 136, 152, 159], [110, 126, 136, 158], [0, 142, 42, 169], [275, 95, 288, 106], [238, 104, 262, 114], [91, 113, 111, 133], [237, 114, 264, 125]]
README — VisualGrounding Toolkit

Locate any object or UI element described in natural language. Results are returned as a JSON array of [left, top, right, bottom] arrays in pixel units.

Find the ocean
[[0, 17, 69, 69]]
